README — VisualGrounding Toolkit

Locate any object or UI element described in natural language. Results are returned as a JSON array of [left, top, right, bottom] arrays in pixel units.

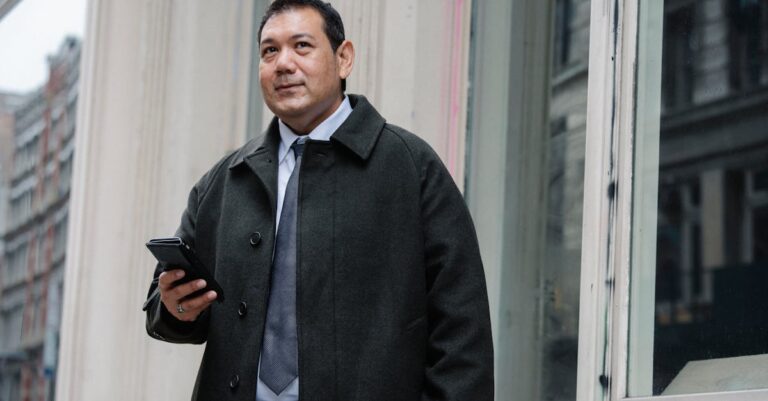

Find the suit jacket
[[144, 95, 494, 401]]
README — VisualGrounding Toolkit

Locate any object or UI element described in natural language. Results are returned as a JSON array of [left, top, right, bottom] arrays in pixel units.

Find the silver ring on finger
[[176, 303, 186, 314]]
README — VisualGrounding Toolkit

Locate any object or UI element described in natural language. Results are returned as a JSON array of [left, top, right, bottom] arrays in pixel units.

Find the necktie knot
[[291, 138, 306, 161]]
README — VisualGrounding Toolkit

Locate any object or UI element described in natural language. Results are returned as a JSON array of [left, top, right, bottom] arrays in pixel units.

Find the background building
[[0, 92, 23, 177], [0, 37, 79, 401], [0, 91, 24, 252], [0, 91, 24, 248], [0, 89, 23, 401]]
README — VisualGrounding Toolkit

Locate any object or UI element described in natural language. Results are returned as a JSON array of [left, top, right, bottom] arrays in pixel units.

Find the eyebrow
[[260, 33, 317, 46]]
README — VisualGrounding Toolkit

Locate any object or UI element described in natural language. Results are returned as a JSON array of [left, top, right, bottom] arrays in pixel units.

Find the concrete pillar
[[331, 0, 472, 186], [55, 1, 255, 400]]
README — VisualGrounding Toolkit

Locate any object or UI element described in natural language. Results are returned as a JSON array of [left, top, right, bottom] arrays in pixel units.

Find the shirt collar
[[277, 96, 353, 164]]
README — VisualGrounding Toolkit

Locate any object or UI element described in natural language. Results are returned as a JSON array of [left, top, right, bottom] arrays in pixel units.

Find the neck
[[281, 94, 344, 135]]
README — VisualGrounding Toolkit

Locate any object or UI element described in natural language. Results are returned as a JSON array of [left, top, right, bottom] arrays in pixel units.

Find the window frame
[[576, 0, 768, 400]]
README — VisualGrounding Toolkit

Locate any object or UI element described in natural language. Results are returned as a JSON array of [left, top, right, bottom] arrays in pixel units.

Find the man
[[144, 1, 493, 400]]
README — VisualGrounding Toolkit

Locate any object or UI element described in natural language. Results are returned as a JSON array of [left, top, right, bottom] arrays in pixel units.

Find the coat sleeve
[[418, 148, 494, 401], [143, 181, 211, 344]]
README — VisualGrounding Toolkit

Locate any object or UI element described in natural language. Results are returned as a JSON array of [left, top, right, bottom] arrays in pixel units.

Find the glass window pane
[[541, 2, 590, 400], [629, 0, 768, 396], [469, 0, 589, 400]]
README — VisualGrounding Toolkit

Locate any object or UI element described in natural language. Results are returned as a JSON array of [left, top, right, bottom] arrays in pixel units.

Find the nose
[[275, 49, 296, 74]]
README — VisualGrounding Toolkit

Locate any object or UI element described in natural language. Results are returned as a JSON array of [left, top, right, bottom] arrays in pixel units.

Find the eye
[[296, 41, 312, 49], [261, 46, 278, 57]]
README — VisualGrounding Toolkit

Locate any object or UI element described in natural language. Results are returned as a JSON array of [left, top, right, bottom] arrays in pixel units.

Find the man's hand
[[159, 269, 218, 322]]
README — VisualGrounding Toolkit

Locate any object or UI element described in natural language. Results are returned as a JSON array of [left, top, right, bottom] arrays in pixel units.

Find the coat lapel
[[230, 118, 281, 216]]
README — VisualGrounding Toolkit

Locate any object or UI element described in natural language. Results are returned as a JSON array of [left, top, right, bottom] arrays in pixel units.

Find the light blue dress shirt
[[256, 96, 353, 401]]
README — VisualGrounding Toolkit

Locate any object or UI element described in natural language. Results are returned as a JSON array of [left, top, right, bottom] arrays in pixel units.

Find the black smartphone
[[146, 237, 225, 303]]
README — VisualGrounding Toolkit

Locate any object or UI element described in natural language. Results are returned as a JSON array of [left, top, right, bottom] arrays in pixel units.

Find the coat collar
[[329, 94, 386, 160], [228, 94, 385, 170]]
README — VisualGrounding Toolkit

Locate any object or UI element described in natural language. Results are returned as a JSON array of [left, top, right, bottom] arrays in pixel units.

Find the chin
[[265, 97, 304, 117], [275, 103, 309, 118]]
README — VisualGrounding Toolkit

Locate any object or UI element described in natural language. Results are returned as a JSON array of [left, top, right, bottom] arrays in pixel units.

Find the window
[[748, 168, 768, 263], [661, 3, 696, 111], [576, 0, 768, 399], [628, 0, 768, 396], [554, 0, 573, 71], [728, 0, 768, 90]]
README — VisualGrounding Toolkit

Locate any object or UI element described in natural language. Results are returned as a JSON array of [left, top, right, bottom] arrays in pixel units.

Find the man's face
[[259, 7, 350, 133]]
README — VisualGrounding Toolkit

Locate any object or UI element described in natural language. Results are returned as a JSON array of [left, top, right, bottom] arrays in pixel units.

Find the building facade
[[0, 90, 23, 401], [9, 1, 758, 401], [0, 37, 79, 401]]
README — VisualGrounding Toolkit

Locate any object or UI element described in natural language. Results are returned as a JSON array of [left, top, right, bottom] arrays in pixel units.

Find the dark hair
[[258, 0, 347, 92]]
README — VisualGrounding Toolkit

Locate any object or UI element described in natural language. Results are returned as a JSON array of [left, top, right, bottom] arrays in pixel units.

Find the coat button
[[249, 232, 262, 247], [238, 301, 247, 318], [229, 374, 240, 389]]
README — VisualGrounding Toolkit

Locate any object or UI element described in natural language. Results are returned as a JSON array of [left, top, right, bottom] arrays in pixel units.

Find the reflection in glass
[[541, 0, 590, 399], [638, 0, 768, 395]]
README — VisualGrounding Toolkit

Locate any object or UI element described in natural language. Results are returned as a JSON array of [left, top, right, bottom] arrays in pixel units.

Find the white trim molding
[[576, 0, 638, 399]]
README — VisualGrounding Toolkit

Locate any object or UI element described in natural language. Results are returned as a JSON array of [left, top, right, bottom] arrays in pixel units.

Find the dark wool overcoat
[[144, 95, 494, 401]]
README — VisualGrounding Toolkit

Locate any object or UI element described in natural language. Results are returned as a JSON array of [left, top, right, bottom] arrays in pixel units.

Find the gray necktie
[[260, 138, 305, 395]]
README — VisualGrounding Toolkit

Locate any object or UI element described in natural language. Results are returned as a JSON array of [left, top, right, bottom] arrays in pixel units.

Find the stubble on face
[[258, 7, 345, 134]]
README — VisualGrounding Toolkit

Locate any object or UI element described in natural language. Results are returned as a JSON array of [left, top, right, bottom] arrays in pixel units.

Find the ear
[[336, 40, 355, 80]]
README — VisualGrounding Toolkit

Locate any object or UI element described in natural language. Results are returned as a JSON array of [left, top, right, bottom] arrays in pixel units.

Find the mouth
[[275, 83, 303, 91]]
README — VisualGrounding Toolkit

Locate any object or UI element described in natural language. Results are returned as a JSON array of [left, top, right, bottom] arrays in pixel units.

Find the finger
[[158, 269, 185, 290], [174, 291, 216, 321], [168, 279, 208, 301], [172, 301, 196, 321], [182, 291, 217, 312], [161, 296, 195, 321]]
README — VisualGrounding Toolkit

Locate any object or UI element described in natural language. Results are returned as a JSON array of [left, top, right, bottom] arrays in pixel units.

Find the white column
[[55, 0, 255, 400], [332, 0, 471, 186]]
